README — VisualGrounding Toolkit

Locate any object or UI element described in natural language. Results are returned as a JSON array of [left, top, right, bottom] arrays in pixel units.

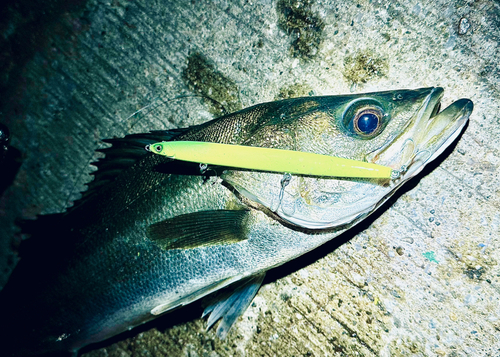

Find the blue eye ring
[[353, 108, 383, 137]]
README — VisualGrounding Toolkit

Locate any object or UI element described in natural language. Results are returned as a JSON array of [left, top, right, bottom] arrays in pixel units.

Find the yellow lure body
[[147, 141, 393, 179]]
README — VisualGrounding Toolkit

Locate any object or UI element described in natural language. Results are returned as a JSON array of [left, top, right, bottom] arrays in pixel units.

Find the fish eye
[[354, 109, 382, 136], [341, 98, 387, 139], [155, 144, 163, 152]]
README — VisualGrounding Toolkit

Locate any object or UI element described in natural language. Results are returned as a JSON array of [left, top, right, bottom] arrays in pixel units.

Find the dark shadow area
[[0, 0, 90, 107], [0, 123, 22, 197], [0, 147, 22, 197]]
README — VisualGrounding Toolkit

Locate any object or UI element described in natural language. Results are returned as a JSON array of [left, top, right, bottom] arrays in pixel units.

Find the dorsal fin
[[75, 129, 187, 208]]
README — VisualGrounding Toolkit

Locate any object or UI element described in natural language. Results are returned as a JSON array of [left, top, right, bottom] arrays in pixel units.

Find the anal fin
[[203, 273, 265, 339]]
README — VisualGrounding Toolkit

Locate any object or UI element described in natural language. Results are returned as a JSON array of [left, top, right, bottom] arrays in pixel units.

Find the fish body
[[0, 88, 472, 356]]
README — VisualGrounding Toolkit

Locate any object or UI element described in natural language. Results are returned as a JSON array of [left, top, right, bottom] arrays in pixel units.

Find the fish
[[0, 87, 472, 356]]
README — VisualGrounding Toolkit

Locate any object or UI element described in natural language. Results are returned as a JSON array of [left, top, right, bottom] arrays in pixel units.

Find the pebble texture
[[0, 0, 499, 356]]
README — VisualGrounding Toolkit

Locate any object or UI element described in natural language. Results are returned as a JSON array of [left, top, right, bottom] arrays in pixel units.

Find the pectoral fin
[[203, 273, 265, 338], [147, 210, 250, 250]]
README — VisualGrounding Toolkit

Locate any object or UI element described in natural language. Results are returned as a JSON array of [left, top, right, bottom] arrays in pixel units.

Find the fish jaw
[[367, 88, 473, 181]]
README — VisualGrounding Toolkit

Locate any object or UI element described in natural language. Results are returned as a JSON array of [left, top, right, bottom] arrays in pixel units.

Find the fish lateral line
[[145, 141, 393, 179]]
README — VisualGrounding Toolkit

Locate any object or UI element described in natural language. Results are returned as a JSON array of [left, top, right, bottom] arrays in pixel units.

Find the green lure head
[[146, 143, 172, 157]]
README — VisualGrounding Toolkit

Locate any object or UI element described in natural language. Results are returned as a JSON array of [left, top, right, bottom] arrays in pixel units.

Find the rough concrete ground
[[0, 0, 499, 356]]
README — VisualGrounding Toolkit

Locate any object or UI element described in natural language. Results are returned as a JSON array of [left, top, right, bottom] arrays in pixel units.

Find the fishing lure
[[146, 141, 393, 179]]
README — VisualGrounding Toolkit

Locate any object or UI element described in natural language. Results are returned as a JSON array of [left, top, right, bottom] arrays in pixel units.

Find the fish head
[[223, 87, 473, 229], [282, 87, 472, 177]]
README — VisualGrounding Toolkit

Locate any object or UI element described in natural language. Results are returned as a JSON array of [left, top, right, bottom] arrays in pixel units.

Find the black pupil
[[357, 112, 379, 135], [155, 145, 162, 152]]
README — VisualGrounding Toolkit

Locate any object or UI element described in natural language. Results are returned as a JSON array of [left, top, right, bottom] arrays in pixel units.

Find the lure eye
[[354, 109, 381, 136], [154, 144, 163, 152]]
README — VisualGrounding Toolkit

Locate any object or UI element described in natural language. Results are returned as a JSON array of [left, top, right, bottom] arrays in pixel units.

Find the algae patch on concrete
[[343, 51, 388, 84], [182, 52, 241, 116]]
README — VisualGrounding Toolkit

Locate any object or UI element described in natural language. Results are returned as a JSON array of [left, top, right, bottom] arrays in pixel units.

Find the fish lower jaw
[[381, 111, 469, 183], [388, 114, 469, 185], [389, 146, 431, 177]]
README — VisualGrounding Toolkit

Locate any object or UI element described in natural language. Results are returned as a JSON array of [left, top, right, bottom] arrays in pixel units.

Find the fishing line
[[128, 94, 229, 129]]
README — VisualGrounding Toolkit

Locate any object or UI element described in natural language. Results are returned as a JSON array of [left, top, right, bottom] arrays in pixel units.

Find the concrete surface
[[0, 0, 499, 356]]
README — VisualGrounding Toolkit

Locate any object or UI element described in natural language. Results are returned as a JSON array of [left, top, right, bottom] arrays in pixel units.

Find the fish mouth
[[368, 87, 473, 181]]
